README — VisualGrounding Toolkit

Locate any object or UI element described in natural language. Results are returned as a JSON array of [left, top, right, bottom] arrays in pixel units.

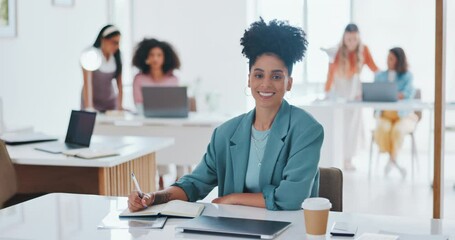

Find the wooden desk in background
[[7, 136, 174, 196]]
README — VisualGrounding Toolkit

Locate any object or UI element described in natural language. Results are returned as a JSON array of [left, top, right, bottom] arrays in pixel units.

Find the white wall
[[353, 0, 435, 102], [132, 0, 249, 114], [446, 0, 455, 103], [0, 0, 108, 134]]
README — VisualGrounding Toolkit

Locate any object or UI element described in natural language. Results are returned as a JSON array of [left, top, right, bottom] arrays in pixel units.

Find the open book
[[120, 200, 204, 218]]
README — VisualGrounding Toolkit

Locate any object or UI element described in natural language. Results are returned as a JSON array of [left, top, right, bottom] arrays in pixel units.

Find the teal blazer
[[173, 100, 324, 210]]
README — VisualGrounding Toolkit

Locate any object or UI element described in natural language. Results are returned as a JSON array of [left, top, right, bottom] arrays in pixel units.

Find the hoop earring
[[244, 87, 252, 96]]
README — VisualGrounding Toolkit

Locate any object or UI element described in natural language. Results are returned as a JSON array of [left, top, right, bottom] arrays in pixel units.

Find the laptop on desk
[[1, 132, 57, 145], [175, 216, 291, 239], [35, 110, 96, 154], [362, 82, 398, 102], [142, 86, 189, 118]]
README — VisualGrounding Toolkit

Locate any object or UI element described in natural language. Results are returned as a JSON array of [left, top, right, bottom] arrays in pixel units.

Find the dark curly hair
[[240, 18, 308, 76], [132, 38, 181, 74]]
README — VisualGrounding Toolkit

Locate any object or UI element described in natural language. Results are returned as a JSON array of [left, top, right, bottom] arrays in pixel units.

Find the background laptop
[[362, 82, 398, 102], [175, 216, 291, 239], [35, 110, 97, 154], [142, 86, 189, 118]]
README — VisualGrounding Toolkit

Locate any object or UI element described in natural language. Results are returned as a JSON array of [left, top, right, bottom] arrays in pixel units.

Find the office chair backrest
[[189, 97, 197, 112], [0, 97, 4, 134], [0, 140, 18, 207], [319, 167, 343, 212], [414, 89, 422, 121]]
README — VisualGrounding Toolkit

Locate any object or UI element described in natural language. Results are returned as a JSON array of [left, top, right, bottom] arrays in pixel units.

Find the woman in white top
[[81, 25, 123, 112], [324, 23, 379, 170]]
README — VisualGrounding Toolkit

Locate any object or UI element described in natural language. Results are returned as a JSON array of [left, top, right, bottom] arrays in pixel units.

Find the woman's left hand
[[212, 194, 238, 205]]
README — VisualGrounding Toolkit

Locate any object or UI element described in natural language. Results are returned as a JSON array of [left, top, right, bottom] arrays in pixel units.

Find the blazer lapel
[[259, 100, 290, 188], [230, 110, 255, 193]]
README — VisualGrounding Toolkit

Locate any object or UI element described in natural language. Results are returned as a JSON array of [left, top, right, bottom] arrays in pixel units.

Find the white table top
[[96, 112, 231, 127], [7, 136, 174, 168], [0, 193, 453, 240], [296, 99, 455, 111], [297, 99, 435, 110]]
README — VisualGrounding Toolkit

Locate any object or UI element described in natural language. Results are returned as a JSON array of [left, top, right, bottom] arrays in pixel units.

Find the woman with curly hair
[[127, 19, 323, 211], [324, 23, 379, 171], [132, 38, 182, 189], [132, 38, 181, 108]]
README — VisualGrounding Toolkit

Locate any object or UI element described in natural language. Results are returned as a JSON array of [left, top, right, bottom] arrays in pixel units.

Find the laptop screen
[[64, 110, 96, 146], [142, 86, 189, 118], [362, 82, 398, 102]]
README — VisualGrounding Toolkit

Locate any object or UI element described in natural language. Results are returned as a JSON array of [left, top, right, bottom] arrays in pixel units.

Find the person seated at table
[[373, 47, 417, 177], [132, 38, 182, 189], [128, 18, 324, 211], [132, 38, 181, 112]]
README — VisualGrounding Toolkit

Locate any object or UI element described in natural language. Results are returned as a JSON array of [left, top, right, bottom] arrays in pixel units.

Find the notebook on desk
[[175, 215, 291, 239], [362, 82, 398, 102], [35, 110, 96, 154], [142, 86, 189, 118], [120, 200, 204, 218]]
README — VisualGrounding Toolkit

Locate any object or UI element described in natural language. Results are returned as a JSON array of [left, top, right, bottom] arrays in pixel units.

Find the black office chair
[[319, 167, 343, 212]]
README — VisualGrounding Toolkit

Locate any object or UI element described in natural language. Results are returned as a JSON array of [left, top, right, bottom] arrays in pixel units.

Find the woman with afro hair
[[127, 19, 324, 211], [132, 38, 181, 109], [132, 38, 183, 190]]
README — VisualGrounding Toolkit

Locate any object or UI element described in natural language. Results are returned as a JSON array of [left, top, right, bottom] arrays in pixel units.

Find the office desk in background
[[297, 100, 433, 168], [7, 136, 174, 196], [94, 112, 230, 167], [0, 193, 454, 239]]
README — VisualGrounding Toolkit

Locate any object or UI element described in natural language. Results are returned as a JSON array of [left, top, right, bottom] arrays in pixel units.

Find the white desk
[[297, 100, 433, 168], [8, 136, 174, 196], [94, 112, 230, 166], [0, 193, 454, 239]]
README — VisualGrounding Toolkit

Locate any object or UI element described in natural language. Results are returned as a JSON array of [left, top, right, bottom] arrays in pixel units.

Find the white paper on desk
[[379, 230, 449, 240], [62, 148, 119, 159], [356, 233, 399, 240], [98, 211, 167, 229]]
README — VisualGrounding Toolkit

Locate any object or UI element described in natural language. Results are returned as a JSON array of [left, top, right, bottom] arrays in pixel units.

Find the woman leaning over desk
[[81, 25, 123, 111], [128, 18, 324, 211], [373, 47, 417, 177], [324, 23, 379, 171]]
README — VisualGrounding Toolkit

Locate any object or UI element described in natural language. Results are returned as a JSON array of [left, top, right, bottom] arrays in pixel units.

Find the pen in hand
[[131, 172, 148, 208]]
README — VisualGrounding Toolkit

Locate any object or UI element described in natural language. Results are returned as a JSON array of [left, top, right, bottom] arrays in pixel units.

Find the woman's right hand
[[127, 191, 155, 212]]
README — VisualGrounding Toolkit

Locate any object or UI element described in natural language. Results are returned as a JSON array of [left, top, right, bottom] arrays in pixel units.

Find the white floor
[[344, 148, 455, 220], [160, 137, 455, 220]]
